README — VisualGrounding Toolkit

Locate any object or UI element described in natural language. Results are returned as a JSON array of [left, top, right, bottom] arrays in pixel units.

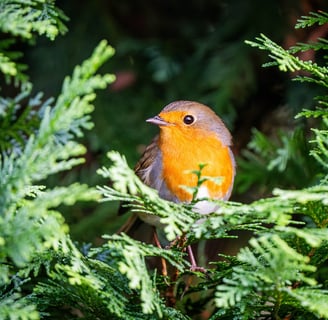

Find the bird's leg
[[116, 213, 138, 234], [152, 227, 168, 277], [187, 245, 197, 268], [170, 234, 207, 273], [187, 244, 207, 273]]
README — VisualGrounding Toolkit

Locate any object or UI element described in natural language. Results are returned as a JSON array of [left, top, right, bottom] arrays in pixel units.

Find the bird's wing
[[118, 136, 161, 217], [135, 135, 160, 185], [135, 135, 178, 202]]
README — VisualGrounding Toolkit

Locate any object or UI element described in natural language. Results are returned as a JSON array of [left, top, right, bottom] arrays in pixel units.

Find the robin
[[120, 100, 235, 269], [135, 100, 235, 225]]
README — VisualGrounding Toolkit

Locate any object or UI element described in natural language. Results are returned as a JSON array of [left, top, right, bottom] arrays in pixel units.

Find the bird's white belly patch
[[193, 185, 218, 214]]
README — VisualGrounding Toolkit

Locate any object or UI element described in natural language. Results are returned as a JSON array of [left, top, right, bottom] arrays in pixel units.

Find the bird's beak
[[146, 115, 169, 126]]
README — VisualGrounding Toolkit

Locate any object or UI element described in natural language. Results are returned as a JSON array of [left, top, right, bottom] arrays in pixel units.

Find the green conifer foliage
[[1, 1, 328, 319], [96, 11, 328, 319], [0, 1, 115, 318]]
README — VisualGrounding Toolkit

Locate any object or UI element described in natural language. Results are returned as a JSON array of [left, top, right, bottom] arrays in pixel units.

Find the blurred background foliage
[[19, 0, 328, 242]]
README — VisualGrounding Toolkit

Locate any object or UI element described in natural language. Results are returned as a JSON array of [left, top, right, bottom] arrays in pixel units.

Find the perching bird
[[120, 100, 235, 269]]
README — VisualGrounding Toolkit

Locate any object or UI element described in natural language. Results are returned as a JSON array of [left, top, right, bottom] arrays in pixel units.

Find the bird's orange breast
[[158, 126, 235, 202]]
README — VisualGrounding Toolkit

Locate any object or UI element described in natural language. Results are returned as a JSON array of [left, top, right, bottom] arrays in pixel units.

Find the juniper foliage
[[0, 0, 68, 85], [0, 1, 115, 319], [97, 11, 328, 319], [1, 2, 328, 320]]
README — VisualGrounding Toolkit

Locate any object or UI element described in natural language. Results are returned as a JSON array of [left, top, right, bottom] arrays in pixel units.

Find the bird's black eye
[[183, 115, 195, 125]]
